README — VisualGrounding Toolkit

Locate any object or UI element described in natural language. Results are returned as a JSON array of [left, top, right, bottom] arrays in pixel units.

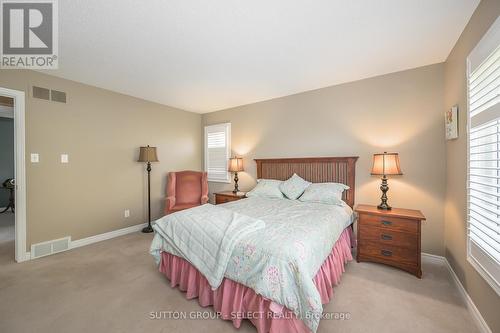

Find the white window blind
[[204, 123, 231, 182], [467, 17, 500, 296]]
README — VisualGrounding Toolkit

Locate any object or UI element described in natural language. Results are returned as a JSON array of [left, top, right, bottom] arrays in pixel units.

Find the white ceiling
[[46, 0, 479, 113]]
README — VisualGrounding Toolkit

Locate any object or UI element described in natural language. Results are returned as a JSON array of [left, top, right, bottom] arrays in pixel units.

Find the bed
[[150, 156, 358, 333]]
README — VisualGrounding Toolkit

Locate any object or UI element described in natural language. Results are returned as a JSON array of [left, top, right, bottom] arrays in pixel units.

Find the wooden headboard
[[254, 157, 359, 208]]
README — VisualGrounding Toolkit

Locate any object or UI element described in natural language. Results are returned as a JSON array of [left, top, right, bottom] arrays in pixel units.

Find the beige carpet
[[0, 232, 479, 333], [0, 211, 14, 243]]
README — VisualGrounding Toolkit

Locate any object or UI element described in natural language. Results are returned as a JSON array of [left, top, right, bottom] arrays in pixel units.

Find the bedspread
[[151, 203, 265, 289], [150, 197, 354, 332]]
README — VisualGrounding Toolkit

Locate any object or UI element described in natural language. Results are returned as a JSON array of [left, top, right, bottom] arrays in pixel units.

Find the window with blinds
[[204, 123, 231, 182], [467, 18, 500, 296]]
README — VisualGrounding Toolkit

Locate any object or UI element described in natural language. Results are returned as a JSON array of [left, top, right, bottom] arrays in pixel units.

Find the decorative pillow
[[279, 173, 312, 200], [246, 179, 285, 199], [299, 182, 349, 205]]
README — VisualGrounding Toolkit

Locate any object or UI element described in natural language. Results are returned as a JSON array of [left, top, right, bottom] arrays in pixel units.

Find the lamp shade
[[138, 145, 159, 162], [371, 152, 402, 176], [228, 157, 244, 172]]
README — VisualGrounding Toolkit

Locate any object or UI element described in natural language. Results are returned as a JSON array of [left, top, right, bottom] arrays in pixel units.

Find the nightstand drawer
[[216, 195, 235, 204], [360, 214, 418, 233], [358, 225, 417, 249], [214, 193, 246, 204], [358, 241, 418, 266]]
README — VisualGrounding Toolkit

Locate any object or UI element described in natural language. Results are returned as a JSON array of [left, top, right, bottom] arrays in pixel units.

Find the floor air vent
[[31, 237, 71, 259]]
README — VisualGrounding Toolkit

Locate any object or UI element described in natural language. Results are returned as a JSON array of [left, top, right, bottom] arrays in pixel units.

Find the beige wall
[[443, 0, 500, 332], [203, 63, 446, 256], [0, 70, 202, 248]]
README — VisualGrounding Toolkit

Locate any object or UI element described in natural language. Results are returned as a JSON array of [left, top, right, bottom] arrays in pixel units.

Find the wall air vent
[[30, 236, 71, 259], [32, 86, 50, 100], [51, 90, 66, 103]]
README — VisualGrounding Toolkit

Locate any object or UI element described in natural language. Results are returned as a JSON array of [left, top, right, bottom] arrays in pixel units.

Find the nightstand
[[214, 191, 246, 204], [355, 204, 426, 278]]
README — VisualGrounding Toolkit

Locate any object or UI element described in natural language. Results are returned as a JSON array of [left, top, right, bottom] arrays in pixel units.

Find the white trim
[[421, 252, 446, 265], [465, 18, 500, 294], [0, 87, 27, 263], [21, 223, 147, 261], [70, 223, 148, 249], [467, 255, 500, 296], [421, 253, 492, 333], [468, 17, 500, 72]]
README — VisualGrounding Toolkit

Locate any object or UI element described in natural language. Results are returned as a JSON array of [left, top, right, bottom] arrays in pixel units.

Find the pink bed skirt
[[159, 228, 354, 333]]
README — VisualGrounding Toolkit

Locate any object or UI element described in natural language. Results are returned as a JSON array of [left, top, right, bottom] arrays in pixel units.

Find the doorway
[[0, 97, 15, 250], [0, 87, 27, 262]]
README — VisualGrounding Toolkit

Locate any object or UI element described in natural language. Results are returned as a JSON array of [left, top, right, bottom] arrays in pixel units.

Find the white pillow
[[299, 182, 349, 205], [246, 179, 285, 198], [279, 173, 312, 200]]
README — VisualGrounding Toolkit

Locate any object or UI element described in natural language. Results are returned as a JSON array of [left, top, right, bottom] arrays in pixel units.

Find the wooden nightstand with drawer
[[355, 204, 426, 278], [214, 191, 246, 204]]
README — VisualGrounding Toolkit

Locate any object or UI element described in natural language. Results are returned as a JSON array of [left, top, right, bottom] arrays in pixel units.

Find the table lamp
[[371, 152, 402, 210], [228, 157, 244, 193]]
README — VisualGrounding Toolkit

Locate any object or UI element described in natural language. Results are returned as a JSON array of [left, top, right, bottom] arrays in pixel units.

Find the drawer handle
[[381, 220, 392, 226], [381, 249, 392, 257], [381, 234, 392, 240]]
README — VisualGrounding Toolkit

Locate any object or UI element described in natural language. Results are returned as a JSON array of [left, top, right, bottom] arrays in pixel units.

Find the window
[[204, 123, 231, 182], [467, 17, 500, 296]]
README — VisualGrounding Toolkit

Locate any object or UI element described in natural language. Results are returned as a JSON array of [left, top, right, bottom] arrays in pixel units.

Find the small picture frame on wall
[[445, 105, 458, 140]]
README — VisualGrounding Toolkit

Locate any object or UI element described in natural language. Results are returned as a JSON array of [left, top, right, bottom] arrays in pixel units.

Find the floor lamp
[[138, 145, 159, 233]]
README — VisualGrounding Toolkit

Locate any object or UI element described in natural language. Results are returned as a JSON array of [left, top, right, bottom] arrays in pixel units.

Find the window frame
[[204, 122, 231, 183], [466, 17, 500, 296]]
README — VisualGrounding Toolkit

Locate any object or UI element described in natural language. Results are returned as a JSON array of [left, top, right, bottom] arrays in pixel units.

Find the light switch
[[30, 153, 39, 163], [61, 154, 69, 163]]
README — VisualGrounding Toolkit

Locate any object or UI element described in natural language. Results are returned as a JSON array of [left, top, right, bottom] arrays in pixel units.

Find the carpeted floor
[[0, 211, 14, 243], [0, 231, 479, 333]]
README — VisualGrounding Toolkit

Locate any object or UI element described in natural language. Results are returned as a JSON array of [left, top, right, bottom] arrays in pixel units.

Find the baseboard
[[22, 251, 31, 262], [422, 253, 492, 333], [70, 223, 148, 249], [421, 252, 446, 265], [19, 223, 148, 262]]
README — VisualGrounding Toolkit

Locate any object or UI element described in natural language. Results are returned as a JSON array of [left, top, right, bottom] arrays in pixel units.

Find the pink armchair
[[165, 171, 208, 214]]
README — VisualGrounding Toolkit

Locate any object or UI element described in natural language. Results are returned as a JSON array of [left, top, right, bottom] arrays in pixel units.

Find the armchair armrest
[[201, 172, 208, 204], [201, 195, 209, 205], [165, 196, 176, 214]]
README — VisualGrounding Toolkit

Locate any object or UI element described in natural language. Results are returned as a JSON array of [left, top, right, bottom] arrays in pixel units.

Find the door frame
[[0, 87, 28, 262]]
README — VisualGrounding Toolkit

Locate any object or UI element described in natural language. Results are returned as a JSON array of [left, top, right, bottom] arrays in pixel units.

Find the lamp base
[[142, 224, 154, 233], [377, 203, 392, 210], [232, 172, 239, 194], [377, 176, 392, 210]]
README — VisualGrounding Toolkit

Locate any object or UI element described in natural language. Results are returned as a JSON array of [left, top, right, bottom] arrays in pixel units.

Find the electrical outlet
[[30, 153, 39, 163], [61, 154, 69, 163], [124, 210, 130, 218]]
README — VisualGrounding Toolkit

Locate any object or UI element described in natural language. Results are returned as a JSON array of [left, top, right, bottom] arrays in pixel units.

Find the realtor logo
[[1, 0, 58, 68]]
